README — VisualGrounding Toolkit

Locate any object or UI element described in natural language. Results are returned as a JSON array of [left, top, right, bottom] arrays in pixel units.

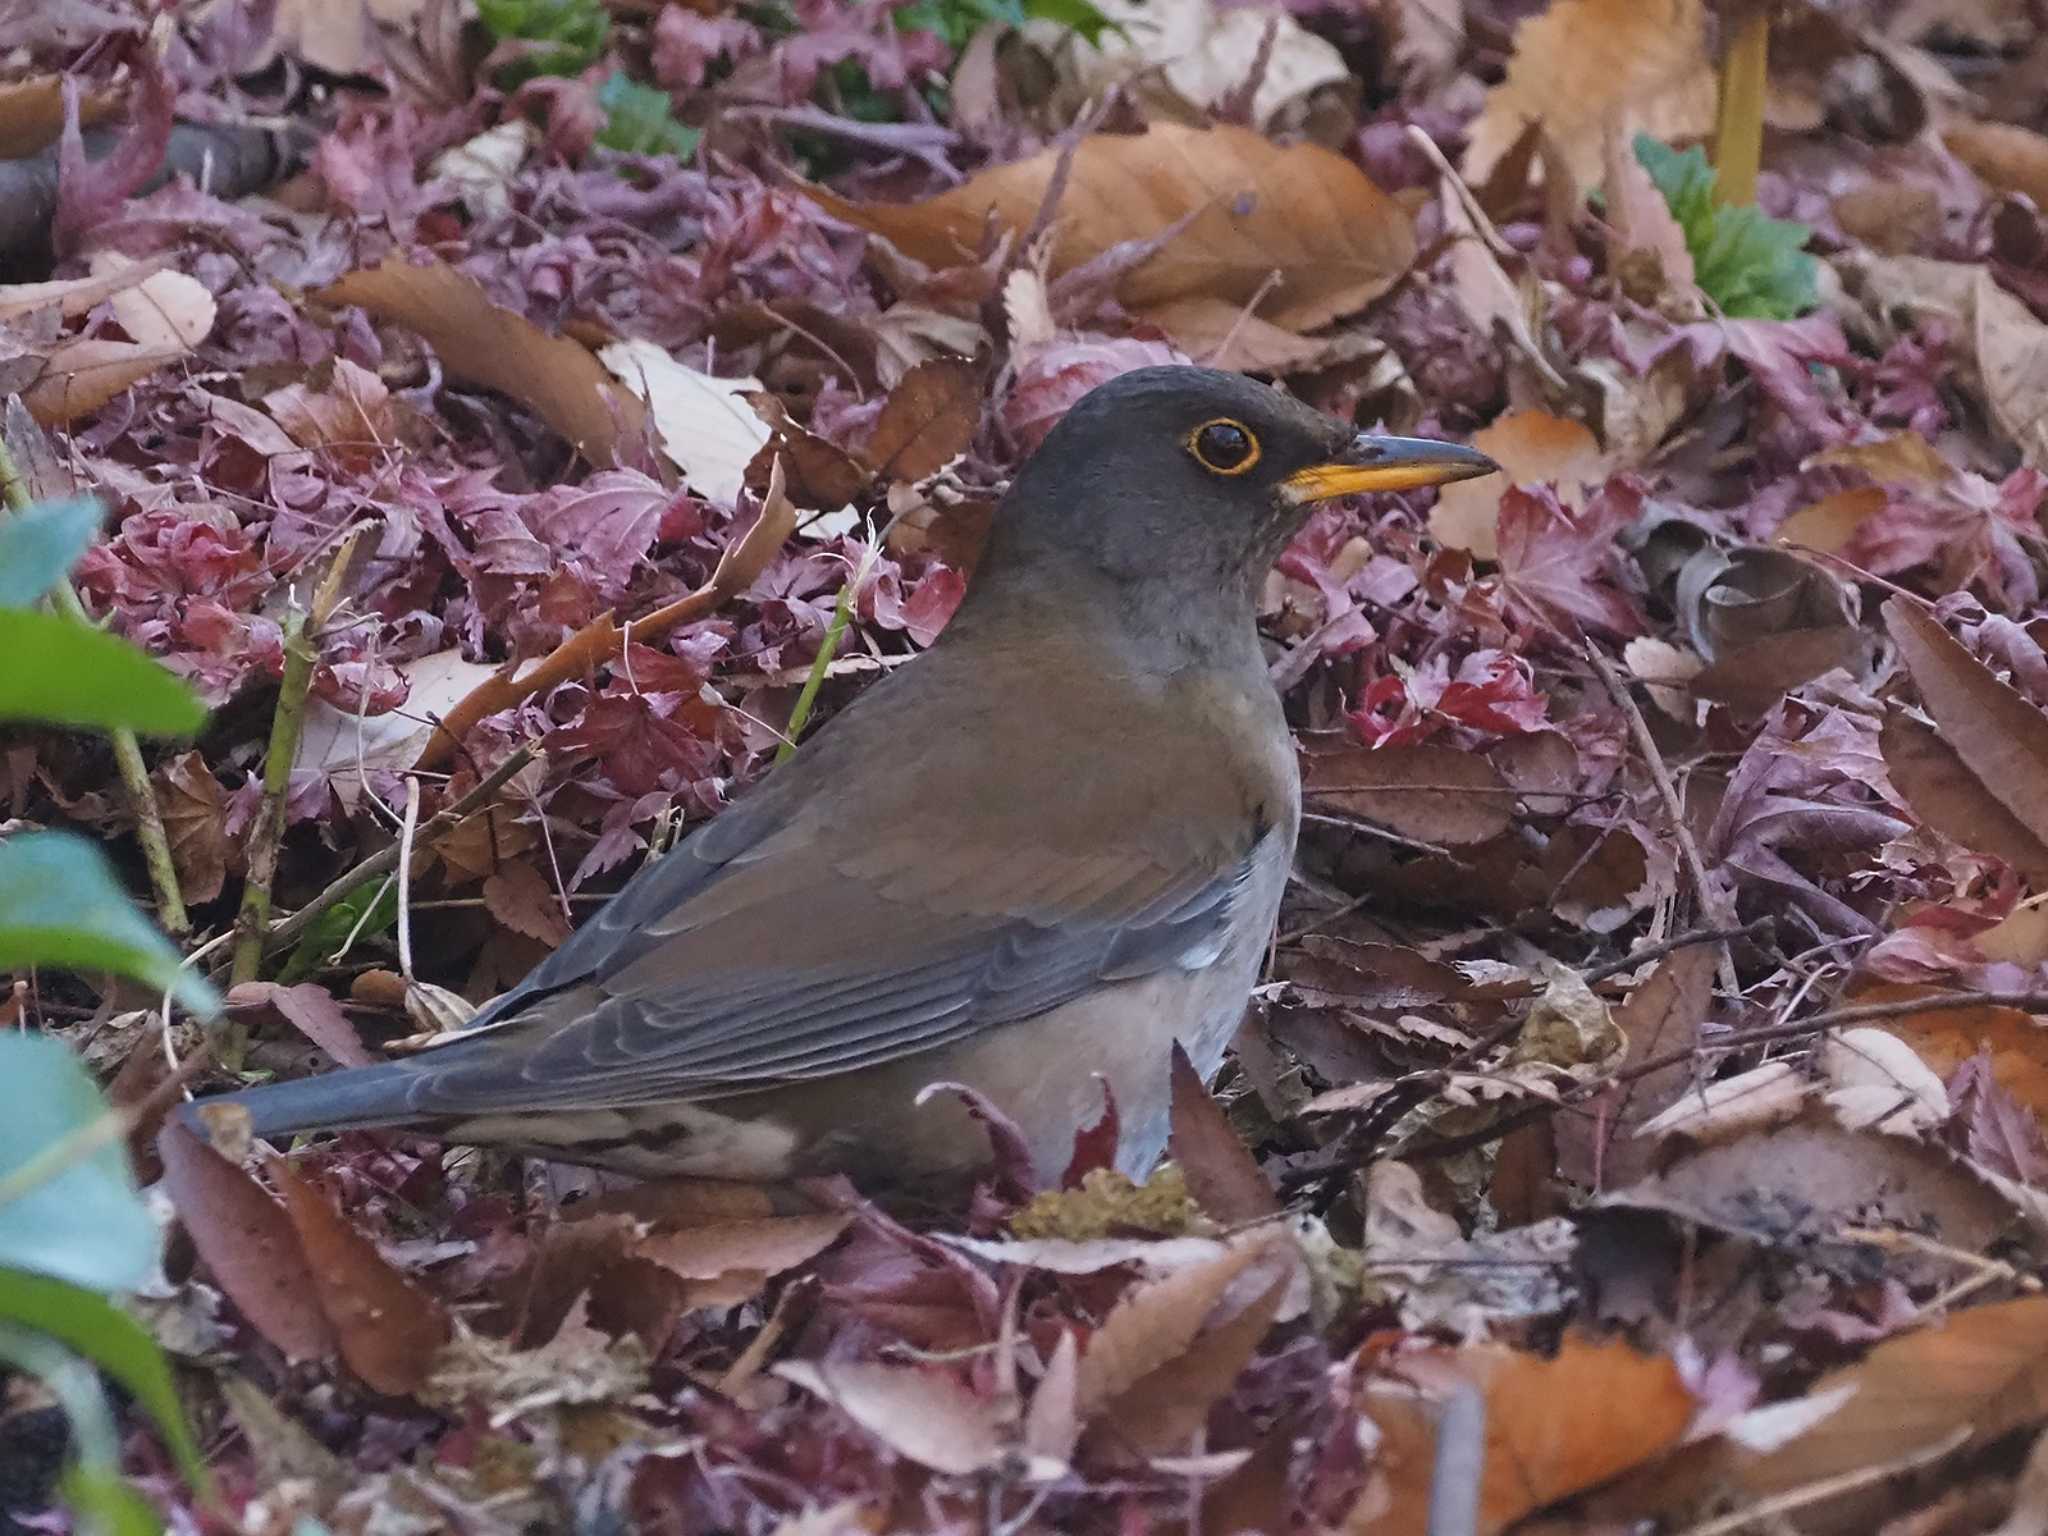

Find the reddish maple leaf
[[1488, 480, 1646, 641]]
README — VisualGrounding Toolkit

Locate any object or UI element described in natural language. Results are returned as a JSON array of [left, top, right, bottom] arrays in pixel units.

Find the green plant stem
[[776, 544, 877, 766], [0, 433, 189, 937], [229, 529, 364, 987], [1712, 6, 1769, 208], [260, 745, 536, 956]]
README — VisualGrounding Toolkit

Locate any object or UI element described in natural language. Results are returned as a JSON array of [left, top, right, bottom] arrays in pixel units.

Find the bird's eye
[[1188, 418, 1260, 476]]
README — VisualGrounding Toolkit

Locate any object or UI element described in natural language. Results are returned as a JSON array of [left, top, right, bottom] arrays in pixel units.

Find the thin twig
[[0, 428, 189, 935], [1582, 917, 1776, 984], [1670, 1427, 1969, 1536], [229, 526, 365, 985], [1586, 641, 1738, 995], [261, 746, 535, 955], [397, 776, 421, 982]]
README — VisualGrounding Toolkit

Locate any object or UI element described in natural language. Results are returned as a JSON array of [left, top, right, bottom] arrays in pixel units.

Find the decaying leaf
[[1301, 743, 1516, 846], [156, 1120, 337, 1365], [1168, 1043, 1278, 1225], [856, 357, 980, 483], [1886, 599, 2048, 859], [1018, 0, 1353, 132], [599, 339, 765, 505], [1882, 711, 2048, 881], [1676, 545, 1860, 715], [1852, 985, 2048, 1132]]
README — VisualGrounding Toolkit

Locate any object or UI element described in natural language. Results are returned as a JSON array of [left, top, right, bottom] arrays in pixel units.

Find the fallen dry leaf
[[1882, 710, 2048, 881], [21, 259, 217, 427], [1465, 0, 1708, 193], [1300, 743, 1516, 846], [857, 357, 979, 483], [773, 1361, 1010, 1476], [269, 1158, 452, 1397], [600, 339, 765, 504], [1852, 984, 2048, 1130], [1974, 269, 2048, 471], [1168, 1043, 1278, 1225], [1739, 1297, 2048, 1503], [482, 860, 571, 947], [1021, 0, 1352, 132], [1093, 1260, 1291, 1458], [156, 1120, 337, 1364], [807, 123, 1415, 344], [1945, 120, 2048, 215], [1430, 410, 1607, 561], [1074, 1238, 1272, 1420], [229, 981, 376, 1068], [1885, 599, 2048, 858], [1678, 546, 1860, 716], [153, 749, 231, 906], [1355, 1334, 1696, 1535], [1776, 486, 1888, 555], [631, 1212, 853, 1283], [0, 75, 120, 159], [315, 255, 645, 469]]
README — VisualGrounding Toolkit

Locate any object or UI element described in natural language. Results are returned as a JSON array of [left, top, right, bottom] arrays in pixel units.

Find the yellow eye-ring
[[1188, 418, 1260, 475]]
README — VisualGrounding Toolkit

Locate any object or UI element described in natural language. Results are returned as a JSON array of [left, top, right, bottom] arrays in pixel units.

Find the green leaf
[[281, 877, 398, 983], [0, 609, 205, 735], [0, 1034, 158, 1292], [0, 833, 220, 1019], [1022, 0, 1117, 46], [0, 497, 102, 608], [0, 1270, 208, 1492], [60, 1465, 164, 1536], [1633, 135, 1818, 321], [596, 73, 701, 159], [474, 0, 608, 79]]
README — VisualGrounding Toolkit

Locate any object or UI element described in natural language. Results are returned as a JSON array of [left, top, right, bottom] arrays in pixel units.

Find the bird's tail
[[182, 1060, 432, 1142]]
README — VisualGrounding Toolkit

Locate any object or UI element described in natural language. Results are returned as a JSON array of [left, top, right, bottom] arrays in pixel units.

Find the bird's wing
[[377, 653, 1292, 1119]]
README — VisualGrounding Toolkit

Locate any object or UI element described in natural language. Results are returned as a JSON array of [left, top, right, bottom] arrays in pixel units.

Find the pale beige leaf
[[1975, 269, 2048, 471], [773, 1361, 1005, 1475], [601, 339, 768, 506], [1074, 1240, 1268, 1419], [631, 1213, 852, 1282]]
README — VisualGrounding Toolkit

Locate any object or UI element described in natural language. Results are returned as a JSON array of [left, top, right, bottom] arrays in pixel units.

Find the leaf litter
[[14, 0, 2048, 1532]]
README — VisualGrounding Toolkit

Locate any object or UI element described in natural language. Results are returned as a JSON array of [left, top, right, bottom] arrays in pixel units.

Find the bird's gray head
[[975, 366, 1495, 613]]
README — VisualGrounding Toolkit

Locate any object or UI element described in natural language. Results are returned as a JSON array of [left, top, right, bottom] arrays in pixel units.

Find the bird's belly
[[460, 835, 1290, 1190]]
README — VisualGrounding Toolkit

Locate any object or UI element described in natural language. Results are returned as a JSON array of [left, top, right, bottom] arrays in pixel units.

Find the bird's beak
[[1280, 434, 1500, 505]]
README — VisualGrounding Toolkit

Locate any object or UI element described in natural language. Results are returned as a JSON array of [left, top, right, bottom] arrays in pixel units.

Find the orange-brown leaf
[[1357, 1335, 1695, 1535], [807, 122, 1414, 338], [156, 1121, 336, 1364], [270, 1159, 451, 1396], [314, 255, 644, 469]]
